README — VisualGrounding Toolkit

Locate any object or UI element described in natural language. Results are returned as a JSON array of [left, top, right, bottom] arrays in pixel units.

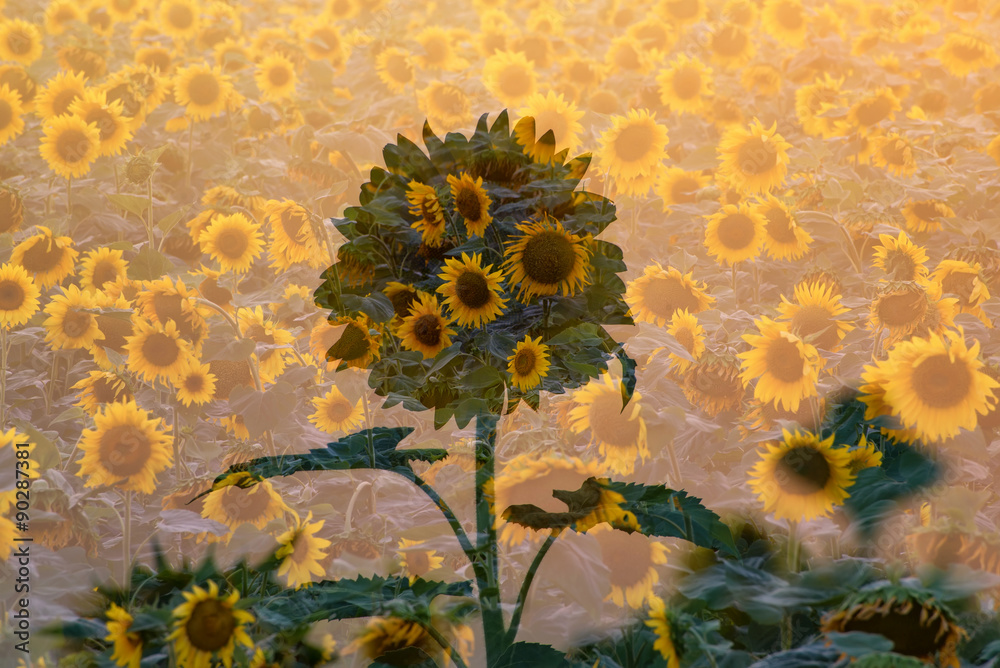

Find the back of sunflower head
[[314, 110, 635, 428]]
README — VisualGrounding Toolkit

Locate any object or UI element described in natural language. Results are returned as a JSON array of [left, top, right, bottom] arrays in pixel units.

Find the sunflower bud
[[0, 184, 24, 234], [124, 152, 156, 185]]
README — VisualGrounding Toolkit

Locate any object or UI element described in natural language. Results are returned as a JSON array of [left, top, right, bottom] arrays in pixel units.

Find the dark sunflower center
[[776, 1, 804, 29], [765, 208, 797, 244], [85, 108, 115, 141], [880, 139, 909, 165], [876, 290, 926, 327], [329, 323, 369, 361], [423, 38, 448, 65], [498, 68, 530, 98], [670, 176, 700, 203], [215, 228, 249, 259], [645, 276, 701, 318], [0, 99, 12, 130], [775, 446, 830, 494], [184, 373, 204, 392], [312, 28, 340, 54], [716, 213, 757, 249], [884, 249, 916, 281], [98, 424, 152, 477], [941, 271, 976, 305], [187, 73, 221, 106], [141, 332, 180, 368], [713, 25, 748, 57], [673, 66, 701, 99], [949, 41, 986, 62], [244, 323, 275, 346], [613, 124, 655, 162], [910, 201, 942, 221], [919, 90, 948, 114], [455, 270, 491, 308], [413, 314, 442, 347], [841, 602, 949, 657], [92, 260, 119, 290], [596, 529, 653, 588], [674, 326, 696, 353], [139, 49, 171, 72], [588, 392, 642, 448], [390, 289, 418, 319], [7, 30, 31, 55], [765, 336, 805, 382], [978, 83, 1000, 111], [89, 8, 111, 31], [208, 359, 252, 400], [736, 137, 778, 175], [0, 279, 24, 310], [185, 599, 236, 652], [268, 65, 291, 87], [791, 306, 838, 350], [514, 349, 536, 376], [168, 3, 195, 29], [62, 309, 93, 338], [614, 44, 642, 70], [56, 128, 90, 163], [665, 0, 699, 20], [406, 550, 431, 574], [21, 237, 64, 272], [521, 230, 576, 285], [279, 209, 306, 241], [221, 485, 274, 521], [855, 97, 893, 127], [96, 315, 132, 353], [326, 398, 354, 422], [105, 83, 140, 118], [455, 187, 483, 222], [0, 190, 20, 233], [0, 70, 34, 105], [93, 376, 130, 403], [911, 354, 972, 409], [387, 54, 412, 82], [151, 293, 201, 343]]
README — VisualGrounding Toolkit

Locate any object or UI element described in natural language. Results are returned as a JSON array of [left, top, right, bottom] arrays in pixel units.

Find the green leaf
[[106, 193, 150, 218], [127, 245, 173, 281], [843, 443, 938, 538], [227, 383, 298, 439], [494, 642, 572, 668], [826, 631, 895, 657], [256, 576, 474, 627], [156, 209, 186, 235]]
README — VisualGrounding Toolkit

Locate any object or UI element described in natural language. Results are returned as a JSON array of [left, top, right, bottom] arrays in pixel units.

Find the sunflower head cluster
[[315, 111, 632, 426]]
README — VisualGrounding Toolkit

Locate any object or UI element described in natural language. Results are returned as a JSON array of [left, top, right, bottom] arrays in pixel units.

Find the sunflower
[[418, 80, 471, 132], [776, 281, 854, 352], [598, 109, 669, 181], [436, 252, 506, 327], [568, 373, 649, 476], [42, 285, 101, 350], [492, 453, 608, 546], [300, 23, 346, 68], [762, 0, 808, 47], [506, 335, 551, 392], [79, 247, 128, 293], [276, 512, 332, 589], [503, 216, 593, 302], [821, 585, 966, 667], [347, 616, 469, 666], [704, 202, 766, 266], [73, 370, 133, 415], [405, 181, 447, 247], [173, 361, 216, 407], [660, 0, 706, 25], [446, 173, 492, 237], [872, 231, 929, 283], [67, 89, 132, 158], [846, 88, 901, 135], [929, 259, 991, 322], [169, 581, 254, 668], [655, 167, 709, 210], [9, 226, 79, 288], [901, 199, 954, 234], [795, 74, 845, 138], [38, 115, 101, 180], [742, 64, 783, 96], [653, 309, 705, 374], [0, 84, 24, 146], [645, 598, 682, 668], [414, 26, 467, 71], [657, 54, 713, 115], [757, 194, 811, 260], [309, 386, 364, 433], [198, 213, 265, 274], [516, 91, 584, 158], [322, 314, 381, 369], [396, 537, 445, 585], [238, 306, 295, 383], [133, 277, 209, 351], [847, 435, 882, 476], [739, 317, 822, 412], [76, 401, 173, 494], [375, 47, 413, 93], [159, 0, 200, 40], [397, 294, 456, 359], [201, 478, 288, 533], [45, 0, 84, 36], [708, 24, 756, 69], [481, 49, 537, 108], [868, 283, 955, 349], [215, 38, 251, 73], [105, 604, 142, 668], [625, 263, 715, 328], [937, 32, 998, 77], [254, 54, 297, 102], [592, 524, 669, 609], [717, 119, 791, 194], [124, 319, 195, 384], [749, 429, 853, 522], [173, 64, 233, 121], [871, 132, 918, 177], [0, 263, 40, 328], [0, 20, 43, 66], [878, 329, 999, 443]]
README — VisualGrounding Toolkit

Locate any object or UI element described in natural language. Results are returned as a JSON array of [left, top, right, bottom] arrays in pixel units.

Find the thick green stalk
[[475, 413, 506, 665], [505, 532, 556, 646]]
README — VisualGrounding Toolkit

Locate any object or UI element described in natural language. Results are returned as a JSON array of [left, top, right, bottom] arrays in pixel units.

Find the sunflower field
[[2, 0, 1000, 664]]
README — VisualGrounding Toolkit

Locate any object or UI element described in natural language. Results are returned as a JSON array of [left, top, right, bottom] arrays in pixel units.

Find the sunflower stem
[[474, 413, 506, 665], [146, 177, 155, 248], [422, 621, 468, 668], [665, 436, 683, 488], [122, 489, 133, 586], [505, 532, 556, 646], [782, 520, 799, 650], [186, 121, 194, 189], [413, 473, 474, 557], [67, 176, 72, 215]]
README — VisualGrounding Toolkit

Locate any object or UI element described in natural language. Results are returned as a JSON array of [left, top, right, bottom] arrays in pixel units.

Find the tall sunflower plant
[[197, 111, 737, 667]]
